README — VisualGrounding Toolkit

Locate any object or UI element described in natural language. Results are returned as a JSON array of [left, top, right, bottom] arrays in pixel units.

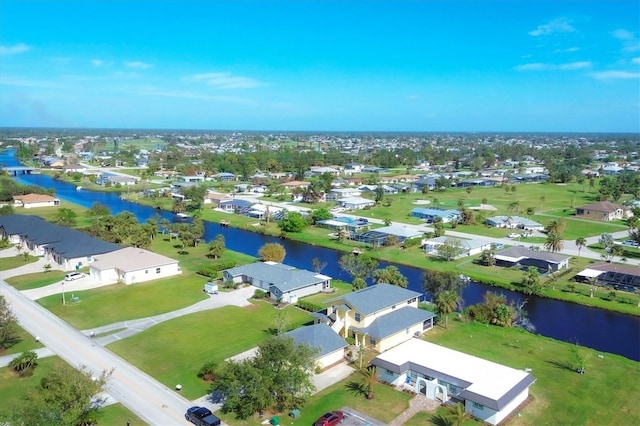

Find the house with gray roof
[[494, 246, 570, 273], [223, 261, 332, 303], [322, 284, 436, 352], [284, 323, 348, 369], [422, 236, 493, 257], [486, 215, 544, 231], [0, 214, 120, 271]]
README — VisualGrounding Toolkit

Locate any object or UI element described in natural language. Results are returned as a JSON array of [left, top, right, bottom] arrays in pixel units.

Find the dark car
[[185, 406, 221, 426], [314, 410, 344, 426]]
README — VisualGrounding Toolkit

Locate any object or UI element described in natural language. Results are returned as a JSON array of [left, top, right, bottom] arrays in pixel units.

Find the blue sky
[[1, 0, 638, 132]]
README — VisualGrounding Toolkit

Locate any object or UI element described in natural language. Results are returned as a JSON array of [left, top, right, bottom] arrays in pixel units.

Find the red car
[[314, 411, 344, 426]]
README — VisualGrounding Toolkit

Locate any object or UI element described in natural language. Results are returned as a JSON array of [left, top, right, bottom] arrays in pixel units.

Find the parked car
[[185, 406, 221, 426], [314, 411, 344, 426], [64, 272, 84, 281], [622, 240, 639, 247], [507, 233, 520, 238]]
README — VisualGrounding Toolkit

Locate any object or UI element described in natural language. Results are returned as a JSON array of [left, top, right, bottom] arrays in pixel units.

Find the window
[[392, 304, 396, 309], [155, 267, 161, 274], [354, 313, 361, 322], [369, 337, 377, 345], [472, 402, 484, 410], [385, 369, 394, 375]]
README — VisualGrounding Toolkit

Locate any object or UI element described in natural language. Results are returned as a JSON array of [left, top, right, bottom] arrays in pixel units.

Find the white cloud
[[0, 43, 30, 55], [590, 71, 640, 80], [554, 47, 580, 53], [515, 61, 591, 71], [632, 58, 640, 64], [187, 72, 263, 89], [124, 61, 151, 70], [611, 28, 640, 52], [91, 59, 104, 67], [529, 18, 575, 37]]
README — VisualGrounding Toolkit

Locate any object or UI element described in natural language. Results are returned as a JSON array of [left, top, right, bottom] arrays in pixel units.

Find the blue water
[[3, 149, 639, 361]]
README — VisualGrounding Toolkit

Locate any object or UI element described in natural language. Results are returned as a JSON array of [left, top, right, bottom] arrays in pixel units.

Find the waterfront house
[[12, 193, 60, 209], [90, 247, 181, 285], [494, 246, 570, 273], [284, 324, 348, 369], [422, 236, 492, 257]]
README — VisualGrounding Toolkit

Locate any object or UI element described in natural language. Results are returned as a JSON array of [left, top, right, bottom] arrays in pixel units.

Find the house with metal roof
[[372, 339, 536, 425], [322, 284, 436, 352], [336, 196, 376, 210], [411, 207, 460, 223], [485, 215, 544, 231], [0, 214, 120, 271], [89, 247, 181, 285], [494, 246, 570, 273], [422, 236, 493, 257], [223, 261, 332, 303], [284, 323, 348, 369]]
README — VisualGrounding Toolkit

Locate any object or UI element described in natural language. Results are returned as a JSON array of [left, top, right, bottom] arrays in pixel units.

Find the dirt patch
[[469, 204, 498, 211]]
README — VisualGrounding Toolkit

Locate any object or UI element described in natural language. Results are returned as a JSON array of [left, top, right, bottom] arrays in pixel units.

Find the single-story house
[[62, 164, 86, 173], [494, 246, 570, 272], [456, 178, 497, 188], [203, 191, 233, 207], [282, 180, 311, 191], [352, 225, 422, 247], [327, 188, 362, 201], [219, 198, 254, 213], [178, 175, 205, 183], [322, 284, 436, 353], [575, 201, 630, 221], [575, 263, 640, 292], [316, 217, 370, 232], [372, 339, 536, 425], [13, 193, 60, 209], [337, 196, 375, 210], [89, 247, 181, 284], [0, 214, 120, 270], [411, 207, 460, 223], [358, 185, 398, 195], [284, 324, 348, 370], [486, 216, 544, 231], [422, 236, 493, 257], [223, 261, 332, 303], [214, 172, 236, 182]]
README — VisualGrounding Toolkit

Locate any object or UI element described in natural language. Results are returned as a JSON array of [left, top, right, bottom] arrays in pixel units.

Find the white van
[[65, 272, 84, 281]]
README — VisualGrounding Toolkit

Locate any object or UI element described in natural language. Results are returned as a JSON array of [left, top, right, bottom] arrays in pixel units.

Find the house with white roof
[[486, 215, 544, 231], [337, 196, 375, 210], [326, 188, 361, 201], [90, 247, 181, 284], [321, 284, 436, 352], [223, 261, 332, 303], [372, 339, 536, 425], [422, 236, 492, 257]]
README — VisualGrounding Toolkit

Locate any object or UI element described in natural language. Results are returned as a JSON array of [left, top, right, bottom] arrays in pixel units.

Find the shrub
[[253, 289, 267, 299], [296, 300, 323, 313]]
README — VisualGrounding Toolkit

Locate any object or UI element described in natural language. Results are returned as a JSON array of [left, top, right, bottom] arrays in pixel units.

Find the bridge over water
[[1, 166, 38, 176]]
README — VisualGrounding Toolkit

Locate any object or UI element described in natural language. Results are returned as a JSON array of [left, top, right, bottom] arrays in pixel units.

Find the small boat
[[458, 274, 471, 283], [220, 220, 230, 227], [76, 186, 82, 191], [175, 213, 189, 219]]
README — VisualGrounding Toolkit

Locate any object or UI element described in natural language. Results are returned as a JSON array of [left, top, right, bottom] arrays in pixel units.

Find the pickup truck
[[185, 406, 221, 426]]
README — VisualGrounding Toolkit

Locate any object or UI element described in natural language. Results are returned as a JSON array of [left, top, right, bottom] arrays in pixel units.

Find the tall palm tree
[[545, 232, 564, 253], [436, 291, 459, 329], [445, 402, 472, 426], [360, 366, 378, 400], [545, 218, 567, 236], [575, 237, 587, 258]]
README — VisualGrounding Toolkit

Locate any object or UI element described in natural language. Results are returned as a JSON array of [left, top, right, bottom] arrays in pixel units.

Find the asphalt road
[[0, 280, 192, 425]]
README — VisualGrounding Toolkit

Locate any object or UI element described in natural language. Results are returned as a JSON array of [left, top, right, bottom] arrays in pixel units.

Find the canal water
[[2, 149, 639, 361]]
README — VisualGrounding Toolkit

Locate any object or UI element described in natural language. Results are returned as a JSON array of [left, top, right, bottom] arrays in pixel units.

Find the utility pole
[[62, 281, 65, 306]]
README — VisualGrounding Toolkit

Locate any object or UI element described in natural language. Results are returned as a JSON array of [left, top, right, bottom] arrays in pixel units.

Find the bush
[[197, 261, 237, 277], [253, 289, 267, 299], [402, 238, 422, 248], [296, 299, 323, 313]]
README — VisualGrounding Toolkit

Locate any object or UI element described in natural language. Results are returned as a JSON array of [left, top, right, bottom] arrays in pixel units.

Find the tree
[[85, 202, 110, 225], [372, 265, 408, 288], [0, 296, 20, 352], [54, 208, 77, 227], [480, 248, 496, 266], [208, 234, 226, 259], [467, 292, 516, 327], [352, 277, 367, 291], [435, 290, 459, 328], [571, 344, 591, 374], [445, 402, 472, 426], [311, 207, 332, 224], [422, 270, 467, 301], [279, 211, 308, 233], [520, 267, 543, 296], [9, 350, 38, 376], [212, 336, 318, 419], [575, 237, 587, 258], [8, 362, 111, 426], [433, 221, 445, 237], [545, 218, 567, 236], [544, 232, 564, 253], [346, 366, 378, 400], [436, 238, 465, 261], [270, 309, 289, 335], [258, 243, 286, 262], [43, 263, 52, 273], [339, 253, 378, 282]]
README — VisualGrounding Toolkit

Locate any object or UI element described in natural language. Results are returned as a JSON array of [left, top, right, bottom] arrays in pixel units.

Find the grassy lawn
[[107, 301, 314, 399], [217, 375, 413, 426], [0, 325, 43, 356], [0, 254, 39, 270], [5, 270, 66, 290], [0, 357, 144, 425], [425, 320, 640, 426]]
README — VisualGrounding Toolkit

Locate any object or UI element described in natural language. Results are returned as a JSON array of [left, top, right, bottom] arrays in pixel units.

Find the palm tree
[[445, 402, 472, 426], [575, 237, 587, 258], [435, 291, 459, 329], [545, 218, 566, 236], [545, 232, 564, 253], [361, 366, 378, 399]]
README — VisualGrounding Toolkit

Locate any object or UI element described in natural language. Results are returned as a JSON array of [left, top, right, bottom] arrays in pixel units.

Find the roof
[[91, 247, 178, 272], [339, 196, 375, 205], [0, 214, 120, 258], [577, 201, 626, 212], [327, 283, 422, 316], [370, 225, 422, 239], [495, 246, 570, 264], [353, 307, 435, 339], [486, 216, 543, 227], [411, 207, 460, 217], [426, 236, 492, 250], [225, 262, 331, 293], [13, 193, 59, 203], [284, 324, 347, 358], [371, 339, 536, 411]]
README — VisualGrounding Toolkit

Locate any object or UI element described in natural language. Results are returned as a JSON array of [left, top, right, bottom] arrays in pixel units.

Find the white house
[[89, 247, 182, 284], [12, 193, 60, 209], [337, 196, 375, 210], [327, 188, 362, 201], [422, 236, 493, 257], [372, 339, 536, 425]]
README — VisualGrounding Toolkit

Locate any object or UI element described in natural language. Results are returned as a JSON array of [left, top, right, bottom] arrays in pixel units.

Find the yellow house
[[323, 284, 436, 352]]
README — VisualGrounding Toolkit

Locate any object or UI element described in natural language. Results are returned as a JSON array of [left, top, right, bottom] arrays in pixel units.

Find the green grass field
[[5, 270, 66, 290], [107, 301, 314, 399]]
